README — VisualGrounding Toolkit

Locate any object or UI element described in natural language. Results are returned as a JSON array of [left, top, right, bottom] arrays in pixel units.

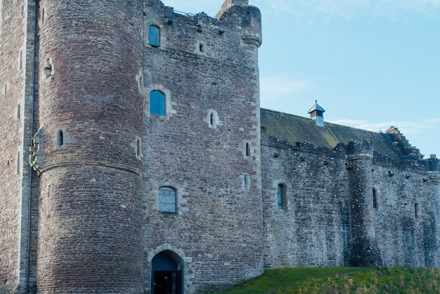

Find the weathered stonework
[[0, 1, 439, 294]]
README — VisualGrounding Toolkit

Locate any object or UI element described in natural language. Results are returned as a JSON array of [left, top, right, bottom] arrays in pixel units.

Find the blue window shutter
[[150, 91, 165, 116], [149, 26, 160, 47]]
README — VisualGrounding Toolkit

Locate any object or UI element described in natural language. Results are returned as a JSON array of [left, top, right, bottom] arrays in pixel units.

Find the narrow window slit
[[19, 50, 23, 70], [57, 130, 64, 147], [136, 138, 142, 158], [246, 143, 251, 157], [277, 183, 287, 208], [16, 151, 20, 175], [373, 188, 378, 209]]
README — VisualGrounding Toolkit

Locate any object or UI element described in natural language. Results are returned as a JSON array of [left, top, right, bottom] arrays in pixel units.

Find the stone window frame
[[145, 84, 175, 119], [241, 174, 251, 192], [277, 182, 288, 209], [148, 25, 161, 47], [131, 136, 143, 160], [146, 22, 166, 49], [149, 90, 166, 116], [204, 109, 222, 129], [242, 141, 254, 159], [158, 186, 178, 214]]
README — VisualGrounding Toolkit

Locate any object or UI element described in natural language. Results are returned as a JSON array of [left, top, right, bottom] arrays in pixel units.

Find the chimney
[[308, 100, 326, 127]]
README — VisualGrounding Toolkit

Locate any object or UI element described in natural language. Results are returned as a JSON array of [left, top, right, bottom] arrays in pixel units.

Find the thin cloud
[[329, 118, 440, 135], [260, 76, 311, 102], [254, 0, 440, 20]]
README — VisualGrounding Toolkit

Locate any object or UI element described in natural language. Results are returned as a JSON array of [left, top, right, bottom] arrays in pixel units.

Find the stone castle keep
[[1, 0, 440, 293]]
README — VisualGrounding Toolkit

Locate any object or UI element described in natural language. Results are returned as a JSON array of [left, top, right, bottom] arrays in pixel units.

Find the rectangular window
[[277, 183, 287, 208], [149, 25, 160, 47], [159, 187, 177, 213]]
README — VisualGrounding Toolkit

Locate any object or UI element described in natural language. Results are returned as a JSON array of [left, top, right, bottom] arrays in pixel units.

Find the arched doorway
[[152, 250, 184, 294]]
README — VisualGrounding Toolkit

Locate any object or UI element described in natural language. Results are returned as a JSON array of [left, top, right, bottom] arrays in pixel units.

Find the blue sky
[[163, 0, 440, 157]]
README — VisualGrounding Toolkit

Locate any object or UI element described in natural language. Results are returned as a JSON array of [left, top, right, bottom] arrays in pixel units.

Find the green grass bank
[[210, 267, 440, 294]]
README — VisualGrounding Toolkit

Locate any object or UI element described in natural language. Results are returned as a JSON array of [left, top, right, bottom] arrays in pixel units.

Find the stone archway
[[152, 250, 184, 294]]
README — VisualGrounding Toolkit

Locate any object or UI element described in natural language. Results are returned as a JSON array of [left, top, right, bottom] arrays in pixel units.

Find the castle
[[0, 0, 439, 293]]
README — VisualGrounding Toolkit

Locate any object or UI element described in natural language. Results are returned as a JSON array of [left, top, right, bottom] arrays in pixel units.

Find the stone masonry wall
[[0, 0, 28, 292], [261, 130, 440, 269], [372, 165, 440, 267], [141, 2, 263, 293], [261, 138, 351, 268], [35, 0, 145, 292]]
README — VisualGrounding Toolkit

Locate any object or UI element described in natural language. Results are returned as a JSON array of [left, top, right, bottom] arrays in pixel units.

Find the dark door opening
[[152, 251, 183, 294]]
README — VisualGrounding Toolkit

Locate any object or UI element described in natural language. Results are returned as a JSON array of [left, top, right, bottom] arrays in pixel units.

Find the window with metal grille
[[159, 187, 177, 213], [277, 183, 287, 208], [149, 25, 160, 47], [150, 91, 165, 116]]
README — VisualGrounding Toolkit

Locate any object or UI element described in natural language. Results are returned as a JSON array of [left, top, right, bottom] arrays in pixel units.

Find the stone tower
[[34, 0, 145, 292], [347, 141, 382, 266], [141, 0, 263, 292]]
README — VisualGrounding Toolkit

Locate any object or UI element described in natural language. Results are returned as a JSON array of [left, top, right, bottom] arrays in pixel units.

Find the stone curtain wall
[[261, 138, 350, 268], [141, 2, 263, 293], [261, 130, 440, 269], [372, 166, 440, 267]]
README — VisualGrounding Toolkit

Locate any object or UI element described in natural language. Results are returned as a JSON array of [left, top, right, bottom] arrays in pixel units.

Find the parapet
[[347, 140, 374, 160]]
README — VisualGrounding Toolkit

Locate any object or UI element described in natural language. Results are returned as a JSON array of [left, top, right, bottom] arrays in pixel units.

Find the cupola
[[308, 100, 326, 127]]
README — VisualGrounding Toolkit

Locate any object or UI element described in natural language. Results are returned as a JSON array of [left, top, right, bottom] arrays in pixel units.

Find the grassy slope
[[210, 267, 440, 294]]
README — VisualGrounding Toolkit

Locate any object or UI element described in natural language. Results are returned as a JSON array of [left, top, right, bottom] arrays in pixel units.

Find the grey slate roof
[[260, 108, 401, 160]]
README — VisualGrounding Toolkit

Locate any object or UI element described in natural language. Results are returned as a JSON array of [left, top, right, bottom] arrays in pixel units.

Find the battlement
[[143, 0, 262, 62]]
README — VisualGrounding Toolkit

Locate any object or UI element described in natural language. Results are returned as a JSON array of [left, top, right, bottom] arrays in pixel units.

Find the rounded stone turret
[[36, 1, 144, 293], [216, 0, 262, 48], [347, 141, 382, 266], [241, 5, 262, 48]]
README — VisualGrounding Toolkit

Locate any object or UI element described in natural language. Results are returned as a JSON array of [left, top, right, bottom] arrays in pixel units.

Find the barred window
[[159, 187, 177, 213]]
